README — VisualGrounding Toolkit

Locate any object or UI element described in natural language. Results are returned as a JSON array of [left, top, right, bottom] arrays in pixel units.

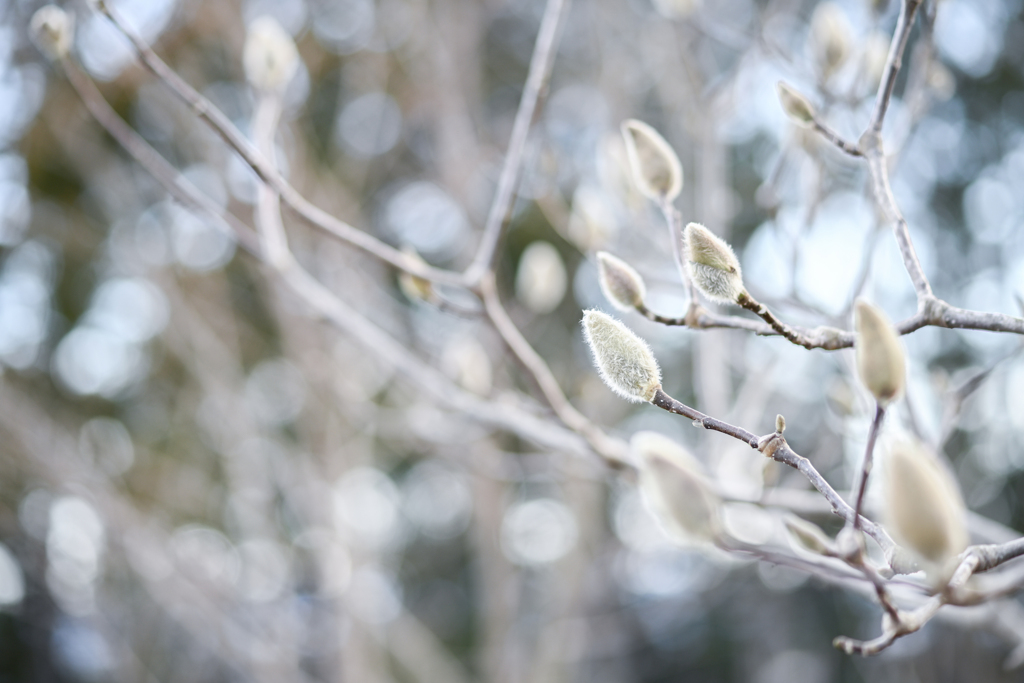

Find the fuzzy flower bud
[[30, 6, 73, 60], [243, 16, 299, 92], [884, 438, 968, 573], [854, 300, 905, 406], [596, 252, 646, 312], [684, 223, 744, 304], [775, 414, 786, 434], [783, 515, 833, 556], [776, 82, 816, 128], [809, 2, 850, 79], [582, 310, 661, 403], [620, 119, 683, 202], [632, 431, 720, 543]]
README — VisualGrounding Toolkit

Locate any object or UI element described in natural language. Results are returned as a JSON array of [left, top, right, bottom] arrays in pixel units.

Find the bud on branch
[[854, 300, 905, 406], [30, 6, 73, 61], [632, 431, 721, 543], [582, 310, 661, 402], [684, 223, 745, 304], [776, 82, 816, 128], [621, 119, 683, 202], [244, 16, 299, 93], [596, 252, 646, 312]]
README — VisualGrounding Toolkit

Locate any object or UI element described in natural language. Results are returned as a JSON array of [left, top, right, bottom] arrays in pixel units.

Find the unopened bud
[[30, 6, 73, 60], [243, 16, 299, 92], [515, 241, 567, 314], [776, 82, 816, 127], [582, 310, 661, 403], [784, 515, 833, 555], [596, 252, 646, 312], [884, 438, 968, 572], [620, 119, 683, 202], [809, 2, 851, 79], [632, 431, 720, 543], [398, 247, 433, 303], [854, 300, 905, 406], [775, 414, 786, 434], [684, 223, 744, 303]]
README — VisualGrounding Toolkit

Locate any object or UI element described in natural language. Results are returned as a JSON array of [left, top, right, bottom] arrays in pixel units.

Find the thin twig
[[868, 0, 923, 134], [852, 403, 886, 532], [649, 388, 905, 570], [812, 119, 863, 157], [464, 0, 570, 285]]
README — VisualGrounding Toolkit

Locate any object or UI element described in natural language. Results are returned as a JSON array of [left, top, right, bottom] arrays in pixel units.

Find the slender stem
[[464, 0, 569, 285], [812, 120, 863, 157], [736, 291, 819, 350], [853, 404, 886, 532], [869, 0, 923, 134], [480, 275, 628, 465], [648, 390, 904, 569], [660, 201, 698, 303]]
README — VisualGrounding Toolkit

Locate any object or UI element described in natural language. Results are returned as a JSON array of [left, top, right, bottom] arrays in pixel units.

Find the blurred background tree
[[2, 0, 1024, 681]]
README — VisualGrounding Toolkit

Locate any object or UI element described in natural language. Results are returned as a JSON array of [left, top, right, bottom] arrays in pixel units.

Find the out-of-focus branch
[[59, 55, 261, 256], [868, 0, 923, 134], [89, 0, 467, 288], [464, 0, 569, 285], [479, 274, 629, 466]]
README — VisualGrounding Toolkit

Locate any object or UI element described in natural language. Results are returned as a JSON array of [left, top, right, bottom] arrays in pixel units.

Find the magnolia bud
[[854, 300, 905, 406], [596, 252, 646, 312], [620, 119, 683, 202], [632, 431, 720, 543], [884, 438, 968, 572], [243, 16, 299, 92], [582, 310, 661, 403], [776, 82, 816, 128], [809, 2, 850, 79], [775, 414, 786, 434], [30, 6, 73, 60], [784, 515, 833, 555], [398, 247, 433, 303], [515, 241, 567, 315], [684, 223, 744, 304]]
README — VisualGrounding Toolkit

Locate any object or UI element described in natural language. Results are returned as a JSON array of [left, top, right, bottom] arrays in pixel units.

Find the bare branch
[[852, 403, 886, 532], [464, 0, 570, 285], [90, 0, 467, 288]]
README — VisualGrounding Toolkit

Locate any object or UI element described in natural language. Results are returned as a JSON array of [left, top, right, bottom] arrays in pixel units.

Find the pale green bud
[[775, 414, 786, 434], [30, 6, 73, 60], [244, 16, 299, 92], [884, 438, 968, 573], [596, 252, 646, 312], [854, 300, 905, 406], [398, 247, 433, 302], [631, 431, 720, 543], [582, 310, 661, 403], [783, 515, 833, 556], [684, 223, 744, 304], [776, 82, 816, 127], [620, 119, 683, 202]]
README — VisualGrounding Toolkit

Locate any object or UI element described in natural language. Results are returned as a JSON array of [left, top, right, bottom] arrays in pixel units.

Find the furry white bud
[[854, 300, 905, 406], [30, 6, 73, 60], [632, 431, 720, 543], [620, 119, 683, 202], [884, 438, 968, 574], [683, 223, 744, 303], [596, 252, 645, 312], [515, 241, 567, 314], [581, 310, 661, 403], [776, 82, 816, 128], [243, 16, 299, 92], [809, 2, 850, 79]]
